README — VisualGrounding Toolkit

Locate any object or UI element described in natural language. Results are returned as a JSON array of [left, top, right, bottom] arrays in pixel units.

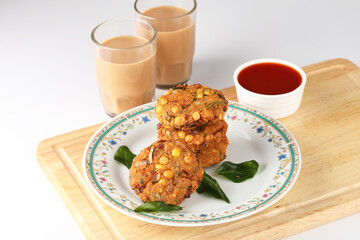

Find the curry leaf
[[196, 172, 230, 203], [114, 145, 136, 169], [134, 201, 183, 212], [216, 160, 259, 183]]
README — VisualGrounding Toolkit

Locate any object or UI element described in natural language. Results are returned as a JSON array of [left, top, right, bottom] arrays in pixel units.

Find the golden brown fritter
[[158, 121, 229, 167], [157, 120, 228, 150], [155, 84, 228, 129], [129, 140, 204, 205], [197, 136, 229, 167]]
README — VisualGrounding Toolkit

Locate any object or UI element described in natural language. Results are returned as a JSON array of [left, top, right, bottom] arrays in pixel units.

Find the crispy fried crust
[[129, 140, 204, 205], [155, 84, 228, 129], [158, 120, 229, 167], [197, 136, 229, 167], [158, 119, 228, 149]]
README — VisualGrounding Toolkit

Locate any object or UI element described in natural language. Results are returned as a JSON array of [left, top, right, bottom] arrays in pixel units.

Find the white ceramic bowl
[[233, 58, 307, 119]]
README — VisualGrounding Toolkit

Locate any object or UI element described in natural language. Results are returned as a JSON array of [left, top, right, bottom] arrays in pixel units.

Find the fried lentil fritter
[[129, 140, 203, 205], [157, 120, 228, 150], [155, 84, 228, 128], [197, 135, 229, 167]]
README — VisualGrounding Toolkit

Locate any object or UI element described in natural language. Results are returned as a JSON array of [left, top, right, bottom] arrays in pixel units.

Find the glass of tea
[[91, 18, 157, 117], [135, 0, 197, 89]]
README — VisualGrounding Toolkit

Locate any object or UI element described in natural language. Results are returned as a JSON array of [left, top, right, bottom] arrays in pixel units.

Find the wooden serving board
[[37, 58, 360, 240]]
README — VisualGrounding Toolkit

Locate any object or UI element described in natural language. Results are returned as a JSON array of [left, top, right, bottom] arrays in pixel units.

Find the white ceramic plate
[[83, 101, 301, 226]]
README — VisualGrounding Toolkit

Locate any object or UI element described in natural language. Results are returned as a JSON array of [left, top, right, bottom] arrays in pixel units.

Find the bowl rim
[[233, 58, 307, 98]]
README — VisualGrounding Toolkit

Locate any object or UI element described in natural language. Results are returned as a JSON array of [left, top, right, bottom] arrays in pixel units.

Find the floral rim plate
[[83, 101, 301, 226]]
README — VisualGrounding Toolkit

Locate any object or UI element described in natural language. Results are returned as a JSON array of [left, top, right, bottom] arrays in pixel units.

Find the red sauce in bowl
[[237, 62, 302, 95]]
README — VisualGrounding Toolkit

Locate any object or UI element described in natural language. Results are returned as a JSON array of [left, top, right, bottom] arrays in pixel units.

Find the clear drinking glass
[[91, 18, 157, 117], [135, 0, 197, 89]]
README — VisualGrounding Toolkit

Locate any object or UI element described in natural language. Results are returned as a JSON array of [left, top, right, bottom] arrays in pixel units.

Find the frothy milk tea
[[140, 6, 195, 88], [95, 35, 156, 114]]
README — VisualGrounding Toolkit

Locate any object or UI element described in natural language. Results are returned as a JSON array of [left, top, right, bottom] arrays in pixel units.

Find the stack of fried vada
[[129, 84, 228, 205], [155, 84, 229, 167]]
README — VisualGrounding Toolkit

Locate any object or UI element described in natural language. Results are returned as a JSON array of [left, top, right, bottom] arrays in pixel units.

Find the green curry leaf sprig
[[114, 145, 136, 169], [196, 172, 230, 203], [216, 160, 259, 183], [135, 201, 183, 212]]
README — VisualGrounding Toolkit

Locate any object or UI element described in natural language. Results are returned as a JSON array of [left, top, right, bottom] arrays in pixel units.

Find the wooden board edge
[[36, 145, 114, 240], [247, 190, 360, 240], [302, 58, 359, 74], [186, 189, 360, 240], [37, 123, 104, 153]]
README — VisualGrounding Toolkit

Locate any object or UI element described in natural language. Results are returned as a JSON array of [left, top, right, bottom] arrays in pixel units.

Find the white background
[[1, 0, 360, 239]]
